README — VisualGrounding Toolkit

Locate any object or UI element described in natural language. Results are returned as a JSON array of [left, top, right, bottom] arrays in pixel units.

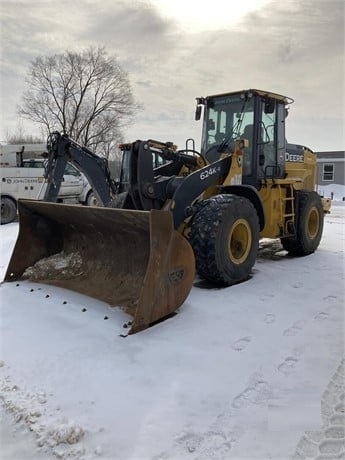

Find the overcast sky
[[0, 0, 344, 151]]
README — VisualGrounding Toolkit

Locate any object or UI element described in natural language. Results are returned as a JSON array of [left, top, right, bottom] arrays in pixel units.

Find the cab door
[[257, 98, 286, 178]]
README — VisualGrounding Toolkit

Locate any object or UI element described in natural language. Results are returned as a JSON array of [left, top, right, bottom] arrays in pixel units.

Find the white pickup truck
[[1, 150, 93, 224]]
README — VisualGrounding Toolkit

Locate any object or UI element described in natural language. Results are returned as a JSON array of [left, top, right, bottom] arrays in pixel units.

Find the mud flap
[[5, 200, 195, 334]]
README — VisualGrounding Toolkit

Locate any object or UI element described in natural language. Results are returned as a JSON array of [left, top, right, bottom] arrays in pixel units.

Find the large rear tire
[[281, 191, 324, 256], [1, 197, 17, 224], [190, 194, 260, 286]]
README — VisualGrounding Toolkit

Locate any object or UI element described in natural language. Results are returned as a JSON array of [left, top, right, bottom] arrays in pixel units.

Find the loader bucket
[[5, 200, 195, 334]]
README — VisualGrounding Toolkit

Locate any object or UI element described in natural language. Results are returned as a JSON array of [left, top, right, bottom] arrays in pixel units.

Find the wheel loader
[[4, 89, 329, 334]]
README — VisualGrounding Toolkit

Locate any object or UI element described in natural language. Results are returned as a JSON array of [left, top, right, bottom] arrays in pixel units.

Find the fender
[[219, 184, 265, 231]]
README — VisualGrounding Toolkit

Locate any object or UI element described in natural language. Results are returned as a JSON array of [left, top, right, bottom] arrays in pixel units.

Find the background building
[[316, 151, 345, 186]]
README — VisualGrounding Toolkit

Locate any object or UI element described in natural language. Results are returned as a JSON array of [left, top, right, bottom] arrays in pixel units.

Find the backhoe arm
[[43, 132, 117, 207]]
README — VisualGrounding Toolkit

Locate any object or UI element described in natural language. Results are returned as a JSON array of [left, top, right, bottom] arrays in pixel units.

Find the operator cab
[[196, 89, 292, 187]]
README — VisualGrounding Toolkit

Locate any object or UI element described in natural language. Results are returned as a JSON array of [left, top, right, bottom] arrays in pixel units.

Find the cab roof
[[204, 89, 294, 104]]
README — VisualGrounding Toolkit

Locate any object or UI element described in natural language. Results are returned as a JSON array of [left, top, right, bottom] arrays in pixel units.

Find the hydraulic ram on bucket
[[5, 200, 195, 334]]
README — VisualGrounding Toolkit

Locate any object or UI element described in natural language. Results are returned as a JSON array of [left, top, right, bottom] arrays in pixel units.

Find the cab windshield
[[201, 94, 254, 154]]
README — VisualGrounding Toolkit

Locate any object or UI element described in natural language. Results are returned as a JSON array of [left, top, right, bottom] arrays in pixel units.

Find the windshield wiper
[[217, 99, 248, 153]]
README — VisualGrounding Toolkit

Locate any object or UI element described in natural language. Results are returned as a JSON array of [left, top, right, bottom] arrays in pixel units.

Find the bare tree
[[18, 46, 137, 157], [5, 124, 44, 144]]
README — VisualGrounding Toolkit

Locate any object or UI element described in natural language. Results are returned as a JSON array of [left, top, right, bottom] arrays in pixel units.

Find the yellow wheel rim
[[228, 219, 252, 264], [307, 206, 319, 239]]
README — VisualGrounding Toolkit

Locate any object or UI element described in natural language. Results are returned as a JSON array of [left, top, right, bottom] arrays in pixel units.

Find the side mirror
[[195, 105, 202, 120], [259, 154, 265, 166]]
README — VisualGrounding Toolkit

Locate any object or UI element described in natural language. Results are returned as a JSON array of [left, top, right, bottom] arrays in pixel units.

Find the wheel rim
[[307, 206, 320, 239], [228, 218, 252, 264], [88, 193, 99, 206]]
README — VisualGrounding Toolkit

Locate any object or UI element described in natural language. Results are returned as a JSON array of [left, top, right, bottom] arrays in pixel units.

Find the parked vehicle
[[1, 154, 92, 224]]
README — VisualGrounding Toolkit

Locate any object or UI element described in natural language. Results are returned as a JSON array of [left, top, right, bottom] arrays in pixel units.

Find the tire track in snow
[[292, 357, 345, 460]]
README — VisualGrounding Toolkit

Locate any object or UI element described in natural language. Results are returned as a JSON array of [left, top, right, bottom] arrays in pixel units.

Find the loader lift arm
[[120, 139, 232, 227], [43, 131, 118, 206], [119, 139, 205, 211]]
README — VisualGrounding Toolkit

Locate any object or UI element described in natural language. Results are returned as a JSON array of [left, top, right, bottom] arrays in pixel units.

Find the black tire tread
[[190, 194, 260, 285], [281, 190, 324, 256]]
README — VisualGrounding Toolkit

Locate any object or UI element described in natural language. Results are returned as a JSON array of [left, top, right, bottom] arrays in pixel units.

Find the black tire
[[1, 197, 17, 224], [281, 191, 324, 256], [190, 194, 260, 286]]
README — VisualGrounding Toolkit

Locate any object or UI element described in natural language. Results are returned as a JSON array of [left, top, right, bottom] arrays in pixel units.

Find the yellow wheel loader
[[4, 89, 329, 334]]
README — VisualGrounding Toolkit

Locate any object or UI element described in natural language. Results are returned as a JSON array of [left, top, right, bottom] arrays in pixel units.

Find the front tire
[[1, 197, 17, 224], [281, 191, 324, 256], [190, 194, 260, 285]]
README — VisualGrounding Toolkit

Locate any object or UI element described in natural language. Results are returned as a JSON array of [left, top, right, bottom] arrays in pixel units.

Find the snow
[[0, 193, 344, 460], [318, 183, 345, 202]]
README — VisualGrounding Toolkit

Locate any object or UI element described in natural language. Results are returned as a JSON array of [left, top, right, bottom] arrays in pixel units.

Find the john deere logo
[[168, 267, 185, 284]]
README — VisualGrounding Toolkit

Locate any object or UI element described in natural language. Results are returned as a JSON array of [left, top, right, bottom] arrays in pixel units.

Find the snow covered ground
[[0, 191, 344, 460]]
